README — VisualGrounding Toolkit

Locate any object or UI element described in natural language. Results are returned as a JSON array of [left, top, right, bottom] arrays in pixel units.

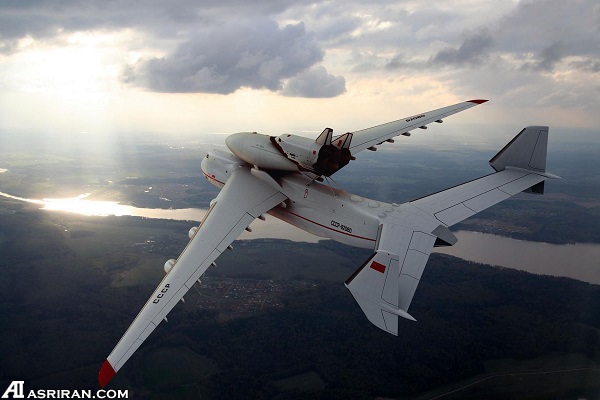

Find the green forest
[[0, 205, 598, 399]]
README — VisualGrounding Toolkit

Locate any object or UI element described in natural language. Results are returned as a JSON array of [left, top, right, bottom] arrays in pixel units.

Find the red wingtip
[[468, 99, 488, 104], [99, 359, 116, 388]]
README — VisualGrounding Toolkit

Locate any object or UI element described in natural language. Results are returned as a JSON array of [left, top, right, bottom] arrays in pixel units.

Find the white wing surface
[[346, 126, 558, 335], [409, 126, 558, 227], [345, 223, 436, 335], [99, 167, 286, 387], [348, 100, 487, 155]]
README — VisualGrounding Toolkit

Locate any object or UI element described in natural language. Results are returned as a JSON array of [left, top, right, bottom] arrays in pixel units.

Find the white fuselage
[[201, 148, 398, 249]]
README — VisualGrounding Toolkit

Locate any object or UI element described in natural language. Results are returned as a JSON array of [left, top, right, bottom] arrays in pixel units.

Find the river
[[0, 191, 321, 243], [434, 231, 600, 285], [0, 190, 598, 285]]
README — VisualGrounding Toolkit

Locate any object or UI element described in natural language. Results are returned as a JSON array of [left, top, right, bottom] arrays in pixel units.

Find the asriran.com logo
[[2, 381, 128, 399]]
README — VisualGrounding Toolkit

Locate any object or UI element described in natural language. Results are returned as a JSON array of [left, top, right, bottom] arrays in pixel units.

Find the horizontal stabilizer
[[345, 250, 416, 336]]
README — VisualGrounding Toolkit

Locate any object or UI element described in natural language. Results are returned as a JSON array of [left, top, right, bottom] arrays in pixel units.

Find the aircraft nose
[[225, 132, 246, 156]]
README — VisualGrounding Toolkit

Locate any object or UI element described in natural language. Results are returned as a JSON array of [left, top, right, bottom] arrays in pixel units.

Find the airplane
[[99, 99, 558, 387]]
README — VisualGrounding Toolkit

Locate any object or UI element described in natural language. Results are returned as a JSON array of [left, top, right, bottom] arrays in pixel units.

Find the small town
[[193, 277, 315, 318]]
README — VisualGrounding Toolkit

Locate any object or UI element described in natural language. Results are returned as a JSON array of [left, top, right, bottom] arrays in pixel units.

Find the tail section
[[315, 128, 333, 146], [345, 250, 412, 336], [489, 126, 549, 173], [347, 125, 559, 336]]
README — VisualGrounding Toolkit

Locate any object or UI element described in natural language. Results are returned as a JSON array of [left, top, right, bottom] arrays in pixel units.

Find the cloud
[[0, 0, 312, 45], [281, 65, 346, 98], [124, 20, 327, 94], [430, 30, 495, 66], [570, 58, 600, 72], [520, 43, 564, 72]]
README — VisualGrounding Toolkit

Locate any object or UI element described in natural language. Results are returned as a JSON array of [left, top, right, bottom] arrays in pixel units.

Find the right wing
[[347, 100, 487, 155], [409, 126, 559, 227], [346, 126, 559, 335], [99, 166, 286, 387]]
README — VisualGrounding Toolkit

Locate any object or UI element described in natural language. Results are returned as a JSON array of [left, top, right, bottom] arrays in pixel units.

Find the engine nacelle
[[201, 148, 245, 189], [164, 259, 176, 274], [188, 226, 199, 239]]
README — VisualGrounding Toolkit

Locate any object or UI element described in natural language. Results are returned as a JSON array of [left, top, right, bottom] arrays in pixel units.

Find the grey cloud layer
[[1, 0, 598, 103], [0, 0, 344, 97], [124, 21, 343, 95], [0, 0, 311, 40], [356, 0, 598, 73], [281, 66, 346, 98], [430, 31, 495, 67]]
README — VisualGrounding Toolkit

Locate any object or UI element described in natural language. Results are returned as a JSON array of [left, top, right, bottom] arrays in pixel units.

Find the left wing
[[347, 100, 487, 155], [99, 166, 286, 387]]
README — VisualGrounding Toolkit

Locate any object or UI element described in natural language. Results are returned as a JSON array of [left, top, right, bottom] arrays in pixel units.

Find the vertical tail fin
[[332, 132, 353, 150], [489, 126, 549, 173], [315, 128, 333, 146]]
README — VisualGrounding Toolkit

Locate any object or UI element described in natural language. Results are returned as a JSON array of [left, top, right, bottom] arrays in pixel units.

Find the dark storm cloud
[[429, 30, 495, 66], [281, 66, 346, 98], [124, 20, 325, 94]]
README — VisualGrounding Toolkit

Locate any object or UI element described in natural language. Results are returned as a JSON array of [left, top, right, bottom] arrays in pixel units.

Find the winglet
[[467, 99, 488, 104], [99, 359, 116, 388]]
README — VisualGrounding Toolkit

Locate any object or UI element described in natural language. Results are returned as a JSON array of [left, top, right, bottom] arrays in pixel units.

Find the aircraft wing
[[409, 126, 558, 227], [99, 166, 286, 387], [348, 100, 487, 155], [346, 126, 559, 335]]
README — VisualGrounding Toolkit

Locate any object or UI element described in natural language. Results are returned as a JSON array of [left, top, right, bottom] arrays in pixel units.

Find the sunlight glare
[[41, 194, 131, 217]]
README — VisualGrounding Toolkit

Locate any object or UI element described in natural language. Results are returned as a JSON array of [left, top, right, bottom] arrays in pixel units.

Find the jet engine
[[164, 259, 176, 274]]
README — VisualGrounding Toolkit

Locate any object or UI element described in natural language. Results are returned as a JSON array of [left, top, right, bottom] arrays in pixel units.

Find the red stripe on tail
[[370, 261, 386, 273]]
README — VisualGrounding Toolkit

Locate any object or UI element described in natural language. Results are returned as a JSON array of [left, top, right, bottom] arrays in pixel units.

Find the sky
[[0, 0, 598, 144]]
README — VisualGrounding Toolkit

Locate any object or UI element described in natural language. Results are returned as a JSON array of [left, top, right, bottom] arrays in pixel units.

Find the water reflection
[[0, 191, 319, 243], [42, 193, 131, 216]]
